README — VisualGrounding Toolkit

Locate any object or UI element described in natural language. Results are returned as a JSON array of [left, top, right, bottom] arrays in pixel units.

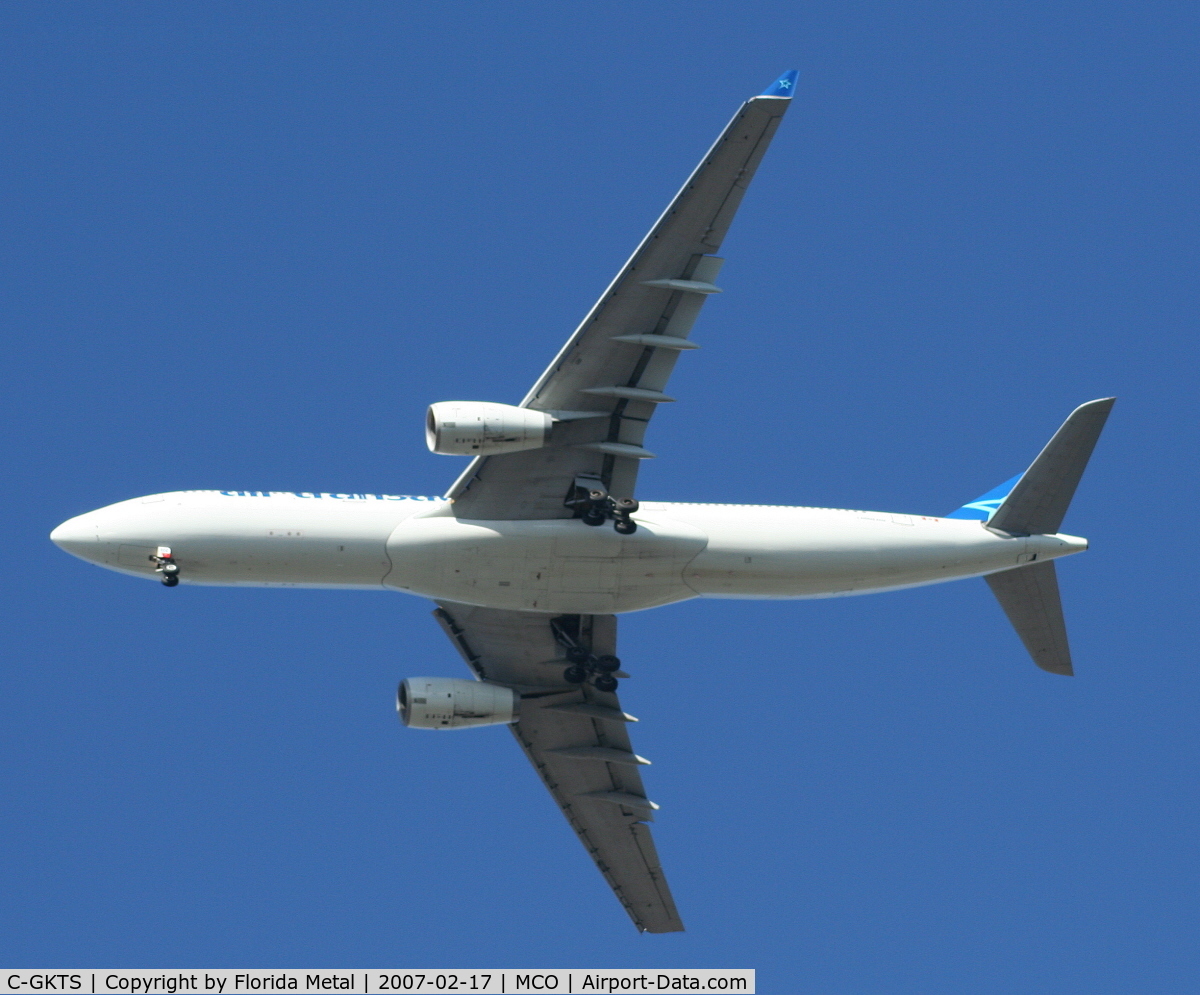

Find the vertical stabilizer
[[988, 398, 1115, 536], [986, 562, 1072, 675]]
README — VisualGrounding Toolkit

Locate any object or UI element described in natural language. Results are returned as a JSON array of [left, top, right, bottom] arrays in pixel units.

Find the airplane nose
[[50, 514, 100, 556]]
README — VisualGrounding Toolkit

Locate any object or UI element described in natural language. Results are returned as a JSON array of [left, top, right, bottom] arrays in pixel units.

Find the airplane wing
[[432, 600, 684, 933], [446, 71, 799, 520]]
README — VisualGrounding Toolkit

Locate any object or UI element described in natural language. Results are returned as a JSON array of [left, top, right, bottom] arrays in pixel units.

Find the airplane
[[50, 70, 1114, 934]]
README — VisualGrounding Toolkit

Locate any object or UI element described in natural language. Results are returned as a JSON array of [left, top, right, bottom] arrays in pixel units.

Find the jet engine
[[426, 401, 552, 456], [397, 677, 519, 730]]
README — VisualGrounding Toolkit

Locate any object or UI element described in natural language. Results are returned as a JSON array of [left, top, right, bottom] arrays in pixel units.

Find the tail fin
[[962, 398, 1115, 676], [988, 398, 1115, 536]]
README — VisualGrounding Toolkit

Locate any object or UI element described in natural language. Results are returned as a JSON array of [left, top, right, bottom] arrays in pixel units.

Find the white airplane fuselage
[[50, 490, 1086, 614]]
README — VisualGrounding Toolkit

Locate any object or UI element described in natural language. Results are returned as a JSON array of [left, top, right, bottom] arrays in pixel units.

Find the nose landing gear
[[149, 546, 180, 587]]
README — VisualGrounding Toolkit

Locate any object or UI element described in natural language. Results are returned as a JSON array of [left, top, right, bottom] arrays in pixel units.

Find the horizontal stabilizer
[[986, 561, 1072, 675], [988, 398, 1115, 536]]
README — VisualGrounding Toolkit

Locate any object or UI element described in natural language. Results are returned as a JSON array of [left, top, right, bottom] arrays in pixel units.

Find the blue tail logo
[[760, 70, 799, 98], [946, 473, 1022, 521]]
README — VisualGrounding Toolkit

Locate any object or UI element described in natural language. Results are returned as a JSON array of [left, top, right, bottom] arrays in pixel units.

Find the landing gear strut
[[149, 546, 180, 587], [551, 615, 623, 693]]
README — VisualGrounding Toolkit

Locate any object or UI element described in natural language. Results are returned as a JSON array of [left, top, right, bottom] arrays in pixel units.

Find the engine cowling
[[397, 677, 519, 730], [426, 401, 552, 456]]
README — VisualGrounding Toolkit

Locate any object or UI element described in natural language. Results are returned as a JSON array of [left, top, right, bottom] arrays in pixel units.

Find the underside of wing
[[432, 600, 683, 933], [446, 73, 797, 520]]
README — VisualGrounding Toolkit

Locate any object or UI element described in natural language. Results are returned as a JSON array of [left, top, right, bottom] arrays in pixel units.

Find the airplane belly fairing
[[384, 512, 708, 613]]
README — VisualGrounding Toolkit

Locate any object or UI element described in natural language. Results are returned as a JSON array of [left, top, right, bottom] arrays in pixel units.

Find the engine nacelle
[[397, 677, 519, 730], [426, 401, 552, 456]]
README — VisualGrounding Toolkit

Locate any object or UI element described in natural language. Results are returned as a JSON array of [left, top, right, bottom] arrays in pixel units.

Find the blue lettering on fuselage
[[217, 491, 436, 501]]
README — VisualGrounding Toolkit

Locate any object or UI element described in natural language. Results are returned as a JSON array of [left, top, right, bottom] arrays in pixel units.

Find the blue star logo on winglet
[[760, 70, 799, 98]]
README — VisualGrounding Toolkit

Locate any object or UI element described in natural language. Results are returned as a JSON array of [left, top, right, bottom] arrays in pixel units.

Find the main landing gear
[[552, 616, 623, 694], [149, 546, 180, 587], [565, 477, 639, 534]]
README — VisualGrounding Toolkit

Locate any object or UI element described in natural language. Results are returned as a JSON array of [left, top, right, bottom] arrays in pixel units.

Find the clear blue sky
[[3, 1, 1198, 988]]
